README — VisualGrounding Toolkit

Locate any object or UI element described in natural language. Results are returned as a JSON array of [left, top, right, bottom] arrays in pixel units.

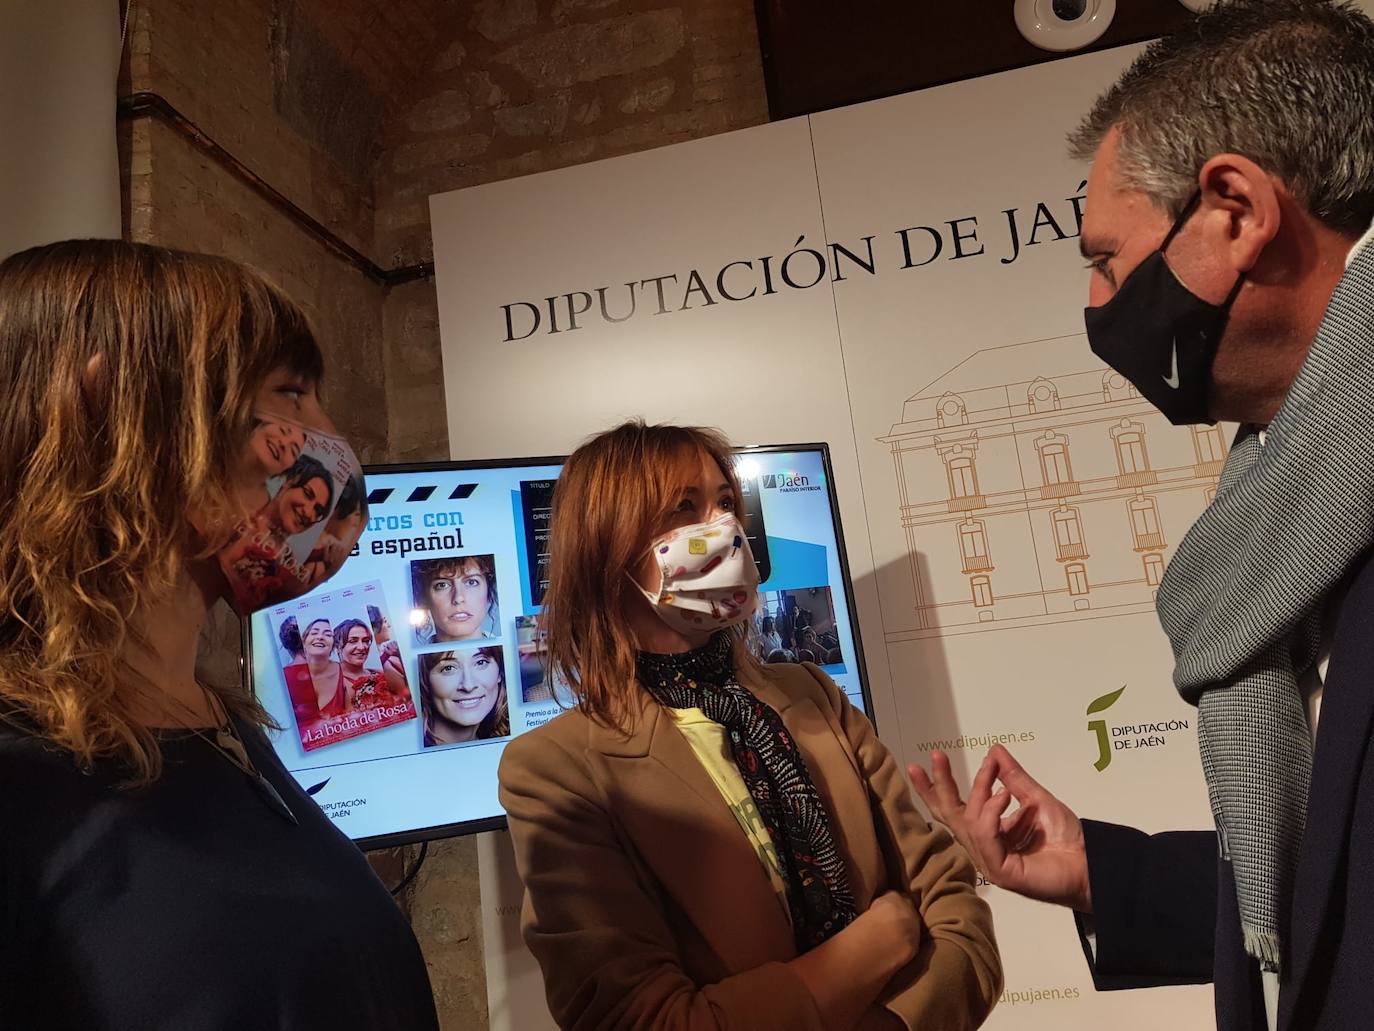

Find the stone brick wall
[[119, 1, 768, 1026], [376, 0, 768, 266], [375, 2, 769, 466], [120, 0, 394, 460]]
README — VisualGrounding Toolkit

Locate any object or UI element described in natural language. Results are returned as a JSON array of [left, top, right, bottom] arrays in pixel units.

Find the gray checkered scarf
[[1155, 244, 1374, 971]]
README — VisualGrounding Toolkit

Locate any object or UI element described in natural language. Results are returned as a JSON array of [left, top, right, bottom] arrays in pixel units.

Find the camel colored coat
[[498, 660, 1002, 1030]]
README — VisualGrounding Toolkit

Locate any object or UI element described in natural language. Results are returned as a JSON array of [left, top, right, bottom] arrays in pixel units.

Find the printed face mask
[[639, 514, 760, 633], [217, 413, 367, 615]]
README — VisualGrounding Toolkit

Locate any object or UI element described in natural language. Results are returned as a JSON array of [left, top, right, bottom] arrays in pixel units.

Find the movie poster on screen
[[432, 42, 1216, 1031], [267, 580, 418, 752]]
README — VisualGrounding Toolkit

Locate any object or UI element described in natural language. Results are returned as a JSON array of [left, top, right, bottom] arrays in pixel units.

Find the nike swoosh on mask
[[1163, 341, 1181, 389]]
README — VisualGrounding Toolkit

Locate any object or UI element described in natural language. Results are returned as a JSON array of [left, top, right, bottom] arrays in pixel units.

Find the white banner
[[436, 43, 1213, 1029], [477, 830, 556, 1031]]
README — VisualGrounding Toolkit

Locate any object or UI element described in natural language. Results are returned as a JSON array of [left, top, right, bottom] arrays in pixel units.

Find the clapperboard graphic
[[365, 482, 479, 506]]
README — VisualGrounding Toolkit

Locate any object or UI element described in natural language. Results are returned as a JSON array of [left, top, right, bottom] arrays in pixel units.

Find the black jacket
[[1075, 549, 1374, 1030]]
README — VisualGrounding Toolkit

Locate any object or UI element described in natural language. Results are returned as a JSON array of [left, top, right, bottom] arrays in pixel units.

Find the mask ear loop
[[1221, 270, 1247, 307], [1161, 190, 1203, 252], [625, 568, 662, 605], [1161, 188, 1247, 306]]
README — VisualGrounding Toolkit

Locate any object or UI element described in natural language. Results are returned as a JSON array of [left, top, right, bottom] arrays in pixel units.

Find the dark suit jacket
[[1074, 549, 1374, 1031]]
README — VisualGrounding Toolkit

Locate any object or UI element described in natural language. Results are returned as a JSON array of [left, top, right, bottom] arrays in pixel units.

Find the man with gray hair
[[909, 2, 1374, 1029]]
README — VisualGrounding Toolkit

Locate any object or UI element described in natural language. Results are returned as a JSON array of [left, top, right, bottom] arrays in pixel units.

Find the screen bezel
[[241, 442, 874, 849]]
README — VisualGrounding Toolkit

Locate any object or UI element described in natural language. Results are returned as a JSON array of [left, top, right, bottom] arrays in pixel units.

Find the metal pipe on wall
[[116, 91, 434, 287]]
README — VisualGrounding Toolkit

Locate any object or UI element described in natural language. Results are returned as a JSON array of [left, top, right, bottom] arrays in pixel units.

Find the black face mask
[[1084, 193, 1244, 426]]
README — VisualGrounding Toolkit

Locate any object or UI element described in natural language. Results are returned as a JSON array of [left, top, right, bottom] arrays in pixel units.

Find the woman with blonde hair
[[0, 240, 438, 1028], [498, 420, 1001, 1030]]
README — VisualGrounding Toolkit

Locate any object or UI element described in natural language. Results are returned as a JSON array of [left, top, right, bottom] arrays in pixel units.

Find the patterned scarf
[[1155, 241, 1374, 970], [636, 632, 857, 952]]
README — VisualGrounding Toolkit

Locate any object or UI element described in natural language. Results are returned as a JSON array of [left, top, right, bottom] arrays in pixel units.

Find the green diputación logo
[[1087, 686, 1126, 772]]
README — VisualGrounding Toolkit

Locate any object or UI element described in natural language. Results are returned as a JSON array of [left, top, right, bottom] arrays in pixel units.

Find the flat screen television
[[244, 444, 873, 848]]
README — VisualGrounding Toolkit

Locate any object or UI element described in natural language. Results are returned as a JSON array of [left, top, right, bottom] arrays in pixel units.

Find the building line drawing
[[878, 334, 1225, 640]]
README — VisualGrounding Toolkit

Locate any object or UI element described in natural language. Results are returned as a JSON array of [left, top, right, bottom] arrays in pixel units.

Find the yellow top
[[665, 706, 791, 924]]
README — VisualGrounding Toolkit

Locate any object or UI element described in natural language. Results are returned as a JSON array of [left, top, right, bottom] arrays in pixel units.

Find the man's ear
[[1197, 153, 1282, 275]]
